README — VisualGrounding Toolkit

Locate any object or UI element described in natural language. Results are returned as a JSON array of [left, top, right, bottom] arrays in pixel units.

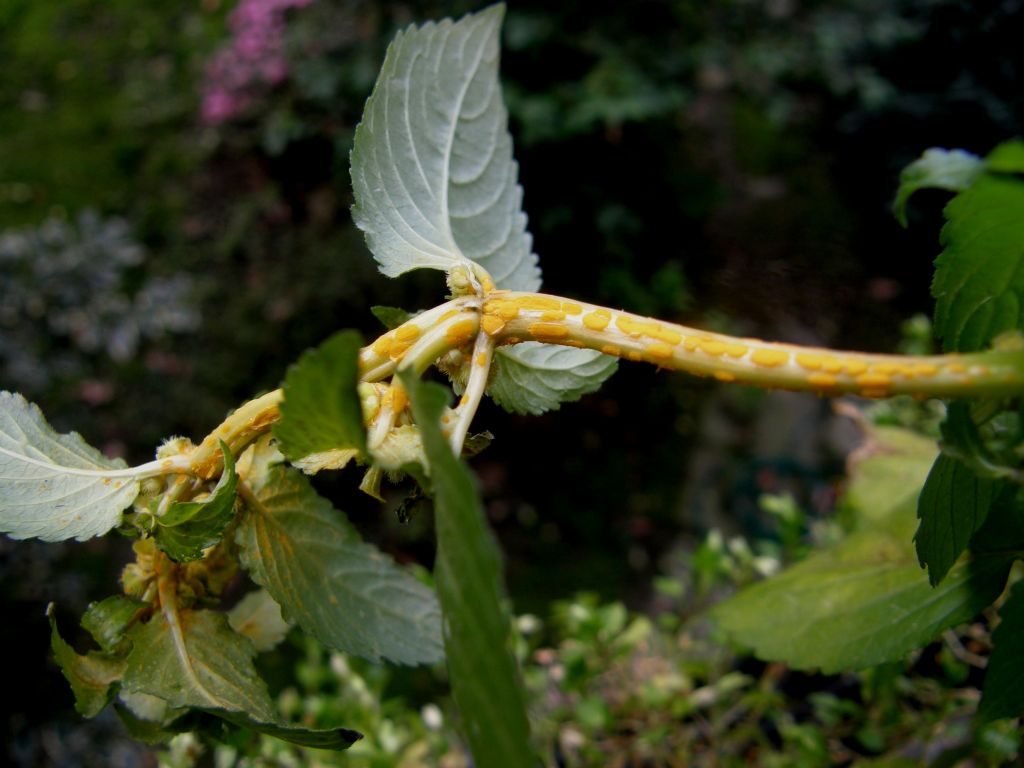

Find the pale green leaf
[[401, 370, 534, 766], [0, 391, 139, 541], [488, 342, 617, 415], [123, 608, 359, 749], [980, 580, 1024, 721], [712, 529, 1011, 674], [351, 4, 540, 291], [123, 608, 277, 720], [235, 442, 443, 665], [892, 148, 983, 227], [228, 590, 292, 652], [154, 441, 238, 562], [985, 139, 1024, 173], [933, 171, 1024, 352], [49, 605, 125, 717]]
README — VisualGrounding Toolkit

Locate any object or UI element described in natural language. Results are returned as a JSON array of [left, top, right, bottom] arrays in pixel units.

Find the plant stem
[[482, 291, 1024, 399]]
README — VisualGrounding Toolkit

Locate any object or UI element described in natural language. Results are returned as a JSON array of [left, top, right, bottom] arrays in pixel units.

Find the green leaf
[[123, 607, 360, 750], [350, 4, 541, 291], [915, 454, 998, 586], [715, 425, 1010, 673], [980, 580, 1024, 722], [154, 441, 238, 562], [49, 604, 125, 717], [227, 590, 292, 653], [969, 487, 1024, 555], [0, 391, 139, 541], [371, 305, 414, 330], [933, 172, 1024, 352], [274, 331, 367, 471], [81, 595, 146, 655], [401, 370, 534, 766], [235, 441, 443, 665], [712, 530, 1011, 674], [985, 139, 1024, 174], [488, 343, 617, 415], [892, 148, 983, 227]]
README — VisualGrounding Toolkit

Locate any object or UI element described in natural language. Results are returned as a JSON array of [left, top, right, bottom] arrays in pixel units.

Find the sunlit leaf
[[351, 4, 540, 290], [274, 331, 367, 469], [235, 441, 443, 665], [488, 342, 617, 415], [0, 391, 139, 541], [154, 441, 238, 562], [401, 370, 534, 765], [892, 148, 983, 227]]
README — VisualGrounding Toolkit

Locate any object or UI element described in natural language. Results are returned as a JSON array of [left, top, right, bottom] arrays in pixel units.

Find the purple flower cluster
[[201, 0, 313, 125]]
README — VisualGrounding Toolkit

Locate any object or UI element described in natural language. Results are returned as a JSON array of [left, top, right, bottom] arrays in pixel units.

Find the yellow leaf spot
[[648, 326, 683, 345], [600, 344, 620, 356], [514, 296, 562, 311], [842, 359, 868, 376], [529, 322, 569, 340], [481, 314, 505, 336], [388, 342, 411, 361], [475, 352, 488, 367], [699, 340, 728, 357], [724, 343, 748, 358], [446, 319, 477, 346], [541, 310, 566, 322], [808, 373, 838, 388], [751, 349, 790, 368], [582, 310, 612, 331], [714, 371, 736, 382], [371, 335, 394, 357], [646, 341, 674, 360], [561, 302, 583, 315], [394, 325, 421, 342], [856, 372, 892, 392], [391, 387, 408, 413], [913, 363, 939, 377], [795, 353, 824, 371]]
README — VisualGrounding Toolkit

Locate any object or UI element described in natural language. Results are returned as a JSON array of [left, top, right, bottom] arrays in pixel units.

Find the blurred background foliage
[[1, 0, 1022, 764]]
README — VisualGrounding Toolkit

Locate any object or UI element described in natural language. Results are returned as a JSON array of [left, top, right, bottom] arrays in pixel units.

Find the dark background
[[1, 0, 1021, 763]]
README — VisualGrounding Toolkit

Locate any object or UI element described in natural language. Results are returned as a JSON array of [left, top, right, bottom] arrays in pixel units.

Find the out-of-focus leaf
[[227, 590, 292, 653], [401, 370, 534, 766], [980, 580, 1024, 722], [0, 391, 139, 541]]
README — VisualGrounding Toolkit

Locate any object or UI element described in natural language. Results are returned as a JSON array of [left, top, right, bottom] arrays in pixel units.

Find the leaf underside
[[892, 147, 983, 227], [235, 445, 444, 666], [350, 3, 540, 291], [0, 391, 138, 541], [488, 342, 618, 415]]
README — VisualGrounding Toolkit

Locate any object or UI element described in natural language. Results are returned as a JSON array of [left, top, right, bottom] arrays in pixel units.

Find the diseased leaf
[[49, 605, 125, 717], [933, 170, 1024, 352], [154, 442, 238, 562], [980, 580, 1024, 722], [82, 595, 146, 655], [892, 148, 983, 227], [712, 529, 1011, 674], [123, 608, 277, 720], [235, 440, 443, 665], [401, 370, 534, 766], [228, 590, 292, 652], [915, 454, 999, 586], [0, 391, 139, 541], [350, 4, 540, 291], [488, 342, 617, 415], [123, 607, 359, 750], [274, 331, 367, 468]]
